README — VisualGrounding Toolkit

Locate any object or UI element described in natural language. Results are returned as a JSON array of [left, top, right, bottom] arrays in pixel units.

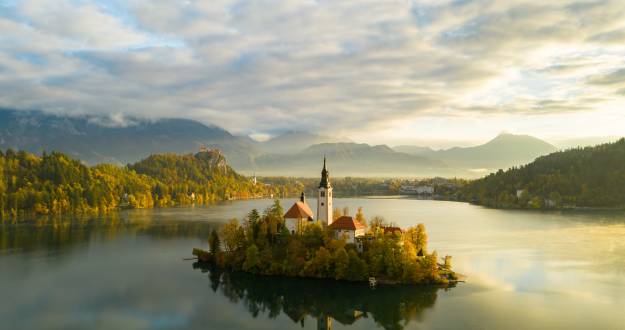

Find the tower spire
[[317, 156, 333, 226], [319, 156, 331, 188]]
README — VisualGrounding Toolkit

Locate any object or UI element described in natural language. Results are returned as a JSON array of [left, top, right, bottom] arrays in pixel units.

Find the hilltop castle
[[284, 158, 365, 243]]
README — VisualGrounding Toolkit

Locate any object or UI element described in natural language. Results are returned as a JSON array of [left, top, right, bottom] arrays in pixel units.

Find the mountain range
[[394, 134, 558, 172], [0, 108, 259, 169], [0, 108, 583, 178], [257, 131, 352, 154], [253, 143, 453, 177]]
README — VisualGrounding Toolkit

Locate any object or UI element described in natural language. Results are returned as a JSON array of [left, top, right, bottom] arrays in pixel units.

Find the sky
[[0, 0, 624, 147]]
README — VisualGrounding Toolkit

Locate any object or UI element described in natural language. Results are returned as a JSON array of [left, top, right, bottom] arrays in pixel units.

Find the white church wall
[[335, 229, 355, 244], [285, 218, 298, 235], [317, 186, 333, 226]]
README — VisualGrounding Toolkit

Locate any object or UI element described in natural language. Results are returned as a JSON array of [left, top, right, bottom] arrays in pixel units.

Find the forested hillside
[[127, 150, 269, 206], [0, 149, 284, 218], [462, 139, 625, 209]]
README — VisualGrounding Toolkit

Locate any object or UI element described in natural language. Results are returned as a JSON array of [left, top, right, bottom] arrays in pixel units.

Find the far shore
[[4, 196, 625, 222]]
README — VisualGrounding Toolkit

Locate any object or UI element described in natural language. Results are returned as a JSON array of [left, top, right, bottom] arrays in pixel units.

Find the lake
[[1, 198, 624, 330]]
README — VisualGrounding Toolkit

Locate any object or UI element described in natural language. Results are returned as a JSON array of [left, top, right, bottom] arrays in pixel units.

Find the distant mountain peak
[[485, 133, 556, 148], [492, 132, 535, 140], [259, 131, 352, 154]]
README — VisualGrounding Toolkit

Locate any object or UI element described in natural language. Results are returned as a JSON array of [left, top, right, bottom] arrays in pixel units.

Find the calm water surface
[[1, 198, 624, 330]]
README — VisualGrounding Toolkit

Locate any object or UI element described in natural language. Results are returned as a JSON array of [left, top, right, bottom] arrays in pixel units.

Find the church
[[284, 158, 365, 243]]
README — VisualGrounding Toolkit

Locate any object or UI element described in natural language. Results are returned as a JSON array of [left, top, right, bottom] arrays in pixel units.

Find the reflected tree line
[[194, 263, 448, 330], [0, 214, 217, 254]]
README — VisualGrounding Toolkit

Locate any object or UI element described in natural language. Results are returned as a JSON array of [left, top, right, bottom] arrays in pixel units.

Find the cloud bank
[[0, 0, 624, 141]]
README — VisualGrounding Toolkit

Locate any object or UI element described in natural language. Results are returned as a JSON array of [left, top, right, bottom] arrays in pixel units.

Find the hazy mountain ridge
[[0, 108, 260, 168], [252, 142, 458, 177], [395, 133, 558, 170], [258, 131, 352, 154], [0, 108, 573, 178], [393, 145, 435, 155]]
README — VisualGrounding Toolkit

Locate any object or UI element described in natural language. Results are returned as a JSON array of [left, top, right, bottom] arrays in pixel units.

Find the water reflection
[[194, 263, 447, 330], [0, 213, 216, 255], [2, 201, 625, 329]]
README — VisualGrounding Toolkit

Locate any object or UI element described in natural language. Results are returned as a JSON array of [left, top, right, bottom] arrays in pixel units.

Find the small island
[[194, 159, 458, 285]]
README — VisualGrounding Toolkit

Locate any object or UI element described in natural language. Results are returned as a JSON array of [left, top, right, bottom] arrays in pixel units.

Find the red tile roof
[[329, 216, 366, 230], [284, 201, 314, 219]]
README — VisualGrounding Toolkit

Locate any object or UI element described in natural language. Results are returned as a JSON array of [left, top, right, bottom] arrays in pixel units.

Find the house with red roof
[[284, 192, 315, 234], [329, 216, 366, 244]]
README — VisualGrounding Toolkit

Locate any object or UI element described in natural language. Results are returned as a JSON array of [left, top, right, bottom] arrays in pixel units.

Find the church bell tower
[[317, 157, 333, 226]]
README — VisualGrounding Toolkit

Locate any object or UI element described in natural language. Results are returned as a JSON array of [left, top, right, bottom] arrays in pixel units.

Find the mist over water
[[1, 199, 624, 329]]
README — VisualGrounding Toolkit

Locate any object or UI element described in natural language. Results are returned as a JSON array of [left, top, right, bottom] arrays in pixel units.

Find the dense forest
[[461, 138, 625, 209], [5, 137, 622, 217], [195, 201, 455, 285], [0, 149, 289, 218]]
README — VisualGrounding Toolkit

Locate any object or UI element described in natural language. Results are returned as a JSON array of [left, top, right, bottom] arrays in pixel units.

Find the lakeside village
[[194, 158, 459, 286]]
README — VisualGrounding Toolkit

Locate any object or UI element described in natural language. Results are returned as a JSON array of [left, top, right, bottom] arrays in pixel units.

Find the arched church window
[[320, 191, 325, 197]]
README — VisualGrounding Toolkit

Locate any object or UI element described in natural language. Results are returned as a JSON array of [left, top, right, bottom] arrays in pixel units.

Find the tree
[[355, 207, 367, 227], [405, 224, 428, 255], [247, 209, 261, 225], [263, 200, 284, 243], [326, 237, 346, 253], [382, 237, 403, 279], [423, 251, 440, 282], [549, 191, 562, 208], [333, 248, 349, 280], [305, 246, 332, 277], [208, 228, 221, 254], [342, 206, 350, 217], [518, 190, 530, 207], [285, 239, 306, 276], [256, 221, 268, 247], [243, 244, 260, 272], [333, 207, 343, 220], [265, 199, 284, 221], [302, 223, 324, 250], [402, 259, 421, 283], [529, 196, 542, 209], [369, 216, 386, 233], [346, 250, 368, 281], [443, 255, 452, 270], [221, 218, 242, 252], [267, 215, 278, 242]]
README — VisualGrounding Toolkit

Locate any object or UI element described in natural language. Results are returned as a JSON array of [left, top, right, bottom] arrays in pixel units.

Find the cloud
[[589, 29, 625, 44], [0, 0, 624, 139], [14, 0, 150, 50], [588, 68, 625, 86]]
